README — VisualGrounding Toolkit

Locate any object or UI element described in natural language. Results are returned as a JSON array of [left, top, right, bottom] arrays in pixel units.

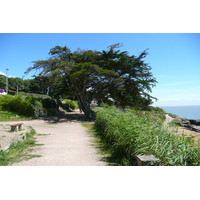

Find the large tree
[[25, 44, 157, 118]]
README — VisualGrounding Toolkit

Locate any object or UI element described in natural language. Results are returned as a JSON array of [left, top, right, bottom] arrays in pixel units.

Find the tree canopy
[[25, 44, 157, 118]]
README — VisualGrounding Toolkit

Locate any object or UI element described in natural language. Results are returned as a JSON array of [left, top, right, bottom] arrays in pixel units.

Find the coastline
[[177, 127, 200, 142], [160, 105, 200, 120], [164, 114, 200, 142]]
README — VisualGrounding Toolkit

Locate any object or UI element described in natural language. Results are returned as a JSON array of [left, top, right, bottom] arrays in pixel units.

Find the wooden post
[[18, 124, 23, 131], [11, 126, 18, 132]]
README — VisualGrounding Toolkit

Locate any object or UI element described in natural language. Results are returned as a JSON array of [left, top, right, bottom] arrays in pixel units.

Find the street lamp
[[6, 68, 9, 94]]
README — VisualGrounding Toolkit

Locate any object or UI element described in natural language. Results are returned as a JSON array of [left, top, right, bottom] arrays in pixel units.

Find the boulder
[[191, 126, 200, 133], [195, 119, 200, 126], [181, 120, 190, 125], [181, 120, 191, 128], [189, 119, 196, 125], [171, 116, 200, 132], [171, 118, 182, 125]]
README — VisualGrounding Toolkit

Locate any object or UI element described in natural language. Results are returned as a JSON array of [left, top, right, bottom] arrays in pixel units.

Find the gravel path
[[1, 111, 106, 166]]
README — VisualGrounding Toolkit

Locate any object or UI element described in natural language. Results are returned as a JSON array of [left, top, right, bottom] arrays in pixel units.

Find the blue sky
[[0, 33, 200, 106]]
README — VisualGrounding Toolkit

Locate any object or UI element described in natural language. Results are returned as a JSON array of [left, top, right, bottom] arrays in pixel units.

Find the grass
[[82, 122, 125, 166], [94, 107, 200, 166], [0, 127, 42, 166], [0, 111, 30, 121], [38, 133, 51, 136]]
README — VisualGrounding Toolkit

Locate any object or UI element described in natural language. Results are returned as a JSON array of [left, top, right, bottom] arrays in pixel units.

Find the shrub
[[95, 107, 200, 166], [7, 95, 37, 116], [62, 99, 78, 110], [42, 98, 59, 116], [0, 95, 60, 117], [25, 96, 43, 116], [10, 95, 25, 115], [0, 95, 14, 111]]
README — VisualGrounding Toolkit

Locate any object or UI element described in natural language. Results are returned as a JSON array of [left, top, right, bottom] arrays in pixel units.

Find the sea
[[159, 105, 200, 120]]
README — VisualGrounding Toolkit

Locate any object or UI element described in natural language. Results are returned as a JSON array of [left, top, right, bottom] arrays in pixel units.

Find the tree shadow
[[43, 111, 94, 124]]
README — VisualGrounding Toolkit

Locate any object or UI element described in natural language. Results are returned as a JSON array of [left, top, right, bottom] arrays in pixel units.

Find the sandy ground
[[0, 111, 106, 166], [0, 123, 28, 150], [164, 114, 200, 142]]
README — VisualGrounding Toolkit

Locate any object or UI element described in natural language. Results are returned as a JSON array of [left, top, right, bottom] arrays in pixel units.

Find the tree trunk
[[65, 80, 95, 119], [76, 94, 94, 119]]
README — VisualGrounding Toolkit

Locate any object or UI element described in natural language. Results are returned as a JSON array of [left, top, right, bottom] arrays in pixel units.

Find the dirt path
[[0, 111, 106, 166], [164, 114, 174, 126]]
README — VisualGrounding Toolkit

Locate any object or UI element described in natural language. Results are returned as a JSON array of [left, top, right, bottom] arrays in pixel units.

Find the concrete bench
[[10, 123, 24, 132], [136, 155, 160, 166]]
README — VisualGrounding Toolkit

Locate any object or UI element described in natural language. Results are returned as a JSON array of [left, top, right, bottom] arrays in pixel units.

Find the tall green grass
[[95, 107, 200, 166]]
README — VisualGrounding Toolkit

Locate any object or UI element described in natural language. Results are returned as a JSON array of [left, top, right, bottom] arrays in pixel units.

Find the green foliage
[[0, 73, 56, 96], [0, 75, 6, 89], [25, 44, 157, 118], [94, 107, 200, 166], [0, 127, 41, 166], [0, 95, 59, 117], [19, 92, 50, 99], [0, 150, 7, 164], [0, 95, 13, 110], [141, 106, 166, 123], [62, 99, 78, 110], [0, 111, 26, 121], [0, 95, 36, 116], [42, 98, 59, 116]]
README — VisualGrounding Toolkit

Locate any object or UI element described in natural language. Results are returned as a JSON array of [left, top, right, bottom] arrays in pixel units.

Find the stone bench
[[10, 123, 24, 132], [136, 155, 160, 166]]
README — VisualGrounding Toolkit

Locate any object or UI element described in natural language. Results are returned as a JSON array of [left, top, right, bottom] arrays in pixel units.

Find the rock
[[170, 115, 200, 133], [181, 120, 190, 125], [191, 125, 200, 133], [189, 119, 196, 125], [135, 155, 160, 166], [181, 120, 191, 128], [195, 119, 200, 126], [171, 118, 182, 125]]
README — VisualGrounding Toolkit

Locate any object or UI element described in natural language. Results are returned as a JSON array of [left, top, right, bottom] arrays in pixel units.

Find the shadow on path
[[43, 110, 94, 124]]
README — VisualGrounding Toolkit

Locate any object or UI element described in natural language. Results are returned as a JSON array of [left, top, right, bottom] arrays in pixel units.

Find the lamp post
[[6, 68, 9, 94]]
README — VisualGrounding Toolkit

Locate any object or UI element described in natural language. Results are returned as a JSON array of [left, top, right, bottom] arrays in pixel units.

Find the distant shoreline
[[159, 105, 200, 120]]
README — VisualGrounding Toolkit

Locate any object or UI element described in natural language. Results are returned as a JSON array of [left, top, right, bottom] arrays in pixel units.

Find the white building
[[0, 89, 7, 95]]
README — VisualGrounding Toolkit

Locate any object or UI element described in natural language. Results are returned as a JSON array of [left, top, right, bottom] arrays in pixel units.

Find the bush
[[95, 107, 200, 166], [0, 95, 13, 111], [42, 98, 59, 116], [0, 95, 61, 117], [25, 96, 43, 116], [62, 99, 78, 110], [19, 92, 50, 99], [10, 95, 25, 115], [8, 95, 40, 116]]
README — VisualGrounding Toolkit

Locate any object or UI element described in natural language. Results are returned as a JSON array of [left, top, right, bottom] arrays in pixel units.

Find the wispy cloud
[[151, 83, 200, 106], [0, 71, 16, 78], [0, 71, 5, 76], [153, 98, 200, 106]]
